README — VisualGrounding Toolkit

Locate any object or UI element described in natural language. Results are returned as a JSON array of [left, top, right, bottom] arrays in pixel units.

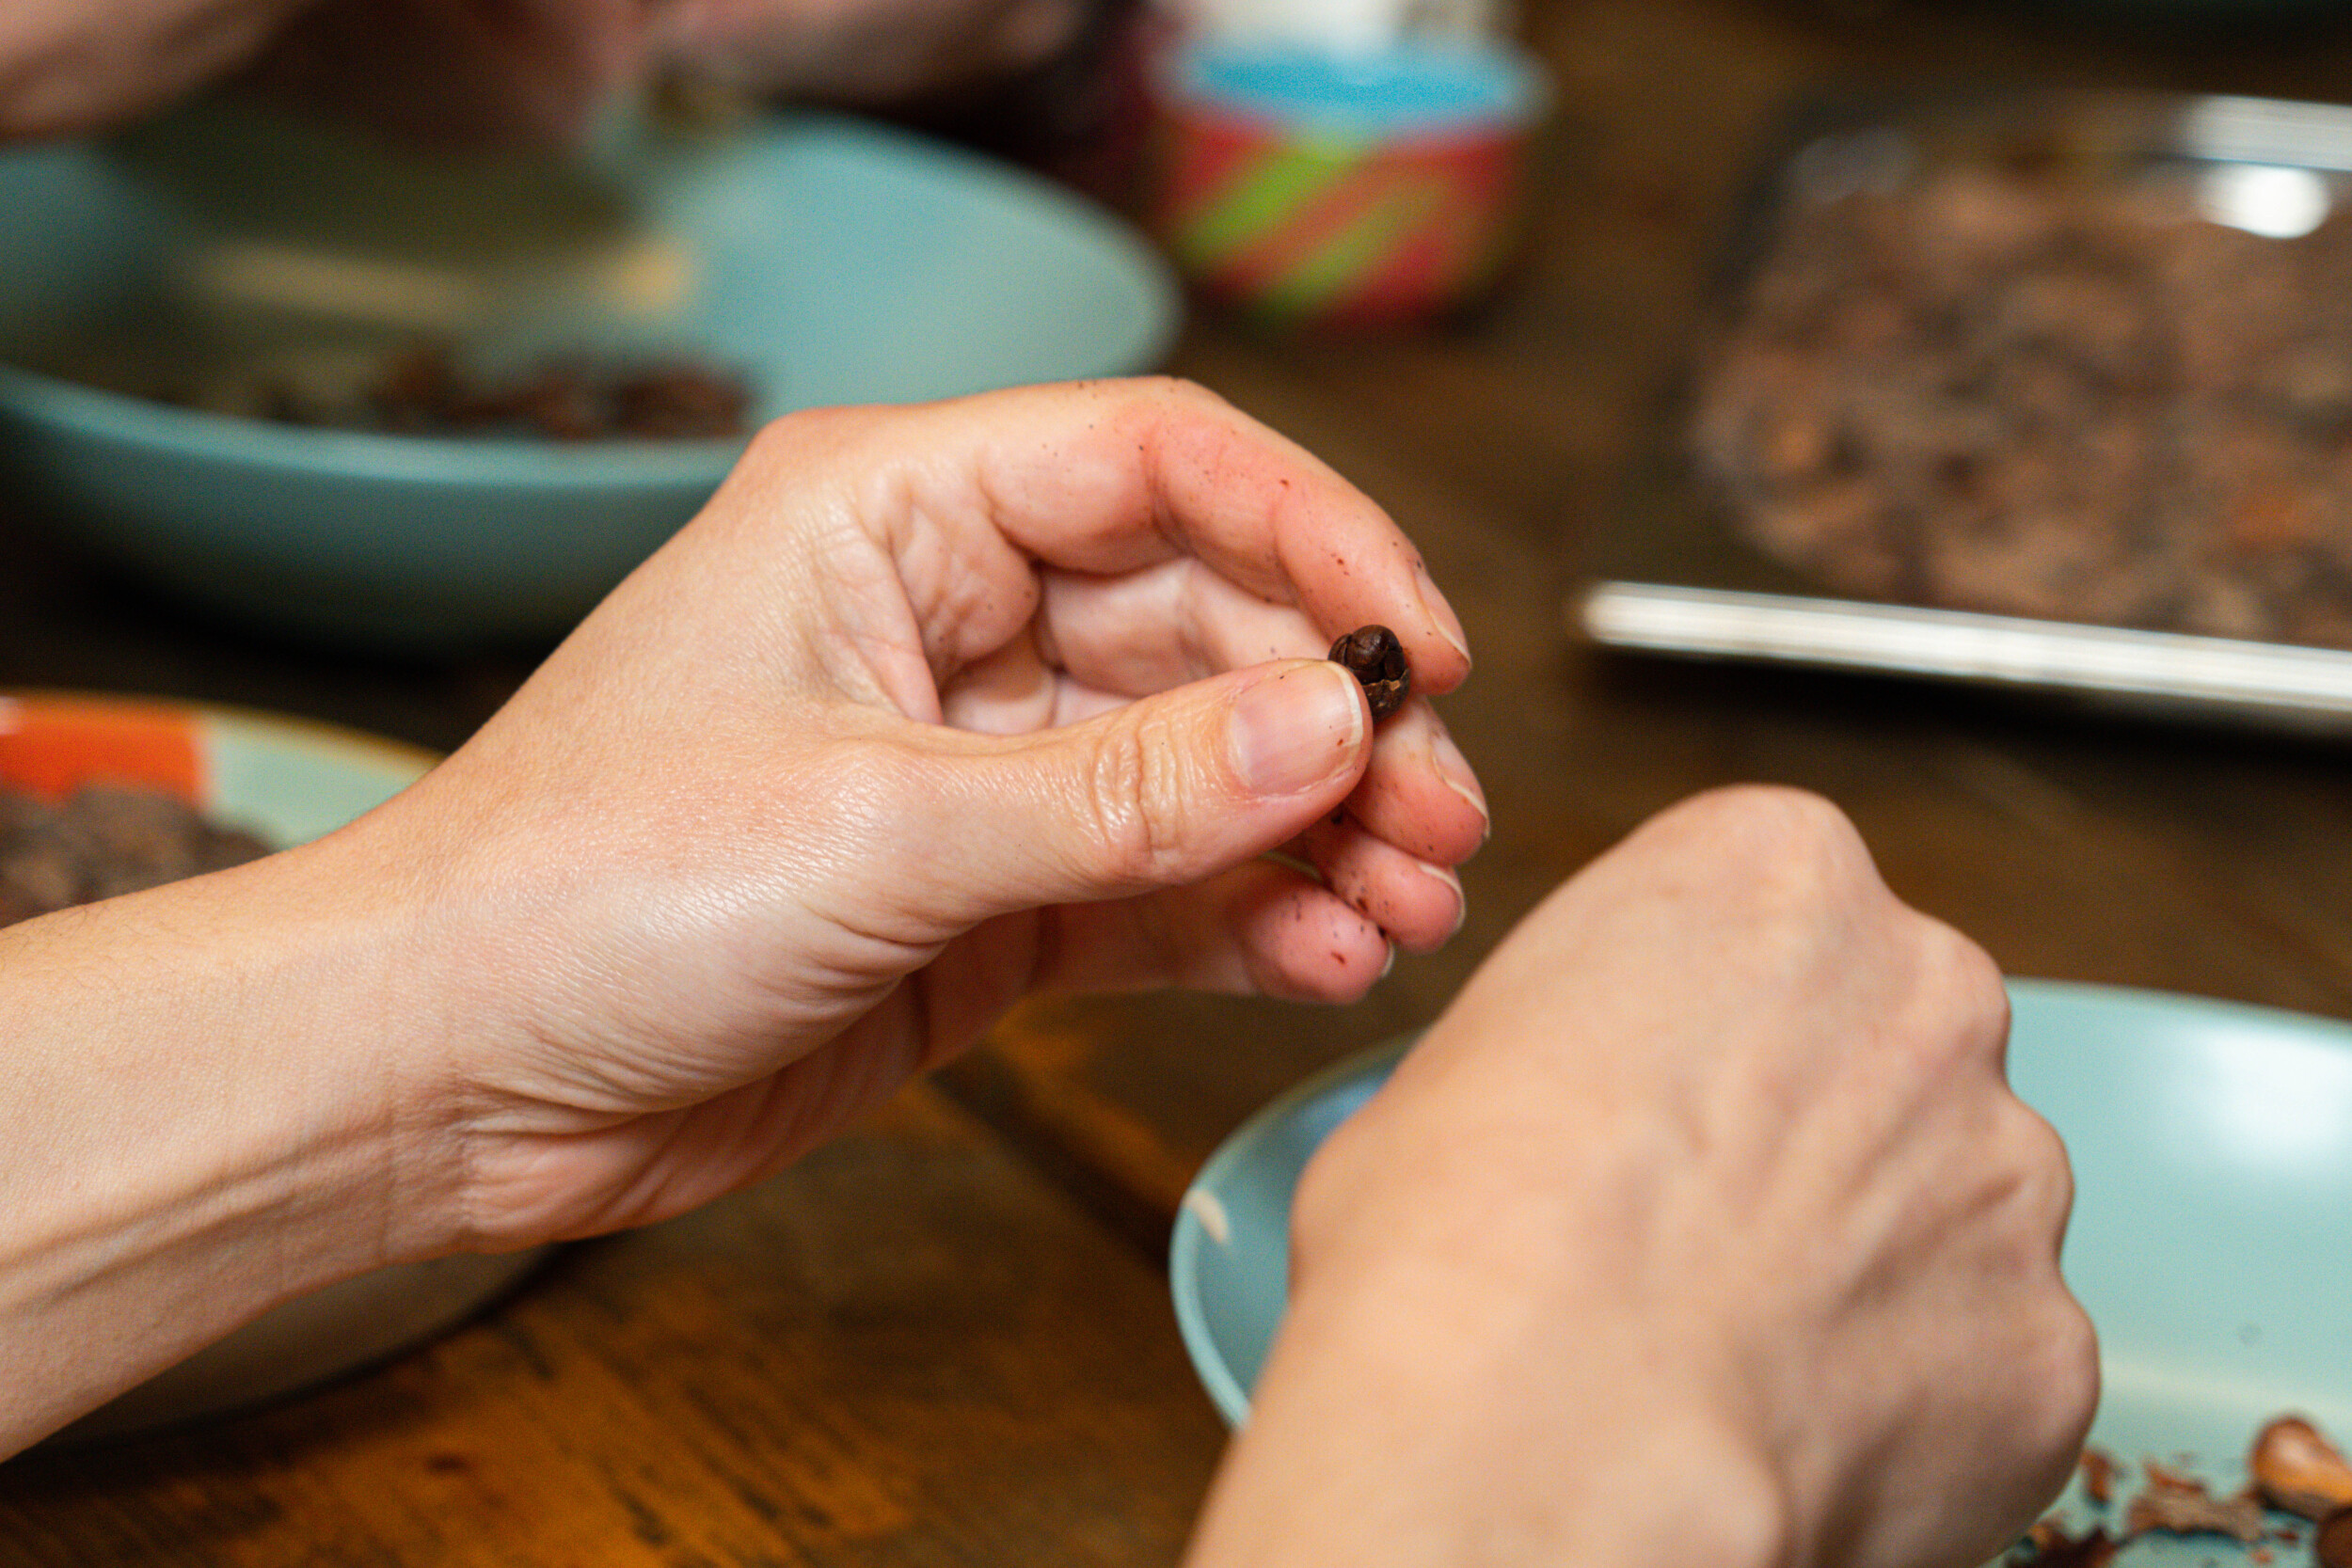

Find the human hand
[[232, 0, 647, 146], [242, 0, 1093, 147], [1185, 787, 2095, 1568], [0, 0, 310, 139], [0, 0, 640, 144], [0, 0, 1093, 147], [0, 377, 1479, 1451], [333, 377, 1483, 1248]]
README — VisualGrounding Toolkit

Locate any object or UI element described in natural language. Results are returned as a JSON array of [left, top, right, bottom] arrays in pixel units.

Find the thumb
[[921, 658, 1370, 924]]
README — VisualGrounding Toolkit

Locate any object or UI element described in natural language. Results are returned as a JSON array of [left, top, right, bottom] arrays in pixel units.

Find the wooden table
[[9, 1, 2352, 1560]]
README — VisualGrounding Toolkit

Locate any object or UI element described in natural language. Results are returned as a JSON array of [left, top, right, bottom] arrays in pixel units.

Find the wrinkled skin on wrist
[[1189, 787, 2096, 1568]]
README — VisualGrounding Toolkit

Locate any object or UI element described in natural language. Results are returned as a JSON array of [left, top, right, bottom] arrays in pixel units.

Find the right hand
[[1186, 786, 2097, 1568]]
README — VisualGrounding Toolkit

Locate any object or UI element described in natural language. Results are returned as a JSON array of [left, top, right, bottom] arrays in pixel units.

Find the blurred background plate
[[0, 105, 1181, 651], [1174, 981, 2352, 1560], [1574, 89, 2352, 736], [0, 690, 549, 1442]]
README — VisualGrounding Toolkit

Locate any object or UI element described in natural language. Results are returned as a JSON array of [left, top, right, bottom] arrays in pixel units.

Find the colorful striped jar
[[1144, 41, 1549, 329]]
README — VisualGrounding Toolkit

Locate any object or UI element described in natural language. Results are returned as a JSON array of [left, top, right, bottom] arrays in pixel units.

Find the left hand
[[0, 377, 1482, 1454], [332, 376, 1485, 1248]]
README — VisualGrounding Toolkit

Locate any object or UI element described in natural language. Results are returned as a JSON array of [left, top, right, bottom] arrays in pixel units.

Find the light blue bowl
[[1175, 980, 2352, 1537], [0, 108, 1179, 649]]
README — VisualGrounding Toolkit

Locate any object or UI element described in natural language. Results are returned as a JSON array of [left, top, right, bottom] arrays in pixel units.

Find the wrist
[[0, 829, 458, 1449], [1184, 1254, 1793, 1568]]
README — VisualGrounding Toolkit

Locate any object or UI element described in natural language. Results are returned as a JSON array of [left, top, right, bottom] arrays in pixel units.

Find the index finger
[[864, 377, 1474, 693]]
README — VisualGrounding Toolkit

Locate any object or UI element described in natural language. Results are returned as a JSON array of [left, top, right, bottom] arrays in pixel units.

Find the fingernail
[[1429, 728, 1490, 845], [1414, 562, 1472, 671], [1418, 861, 1468, 940], [1229, 662, 1365, 797], [1378, 942, 1397, 979]]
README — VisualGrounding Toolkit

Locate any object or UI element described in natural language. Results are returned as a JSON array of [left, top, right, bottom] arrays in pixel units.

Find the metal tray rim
[[1578, 580, 2352, 724], [1581, 85, 2352, 736]]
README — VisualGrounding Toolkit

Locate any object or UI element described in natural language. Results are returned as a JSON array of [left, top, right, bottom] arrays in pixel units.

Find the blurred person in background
[[0, 0, 1100, 144]]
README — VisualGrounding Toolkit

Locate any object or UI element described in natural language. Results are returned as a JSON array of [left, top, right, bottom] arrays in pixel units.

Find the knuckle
[[740, 406, 818, 460], [739, 404, 865, 471], [2021, 1285, 2103, 1458], [1946, 1103, 2095, 1467], [1098, 375, 1238, 459], [1641, 788, 1884, 968], [2005, 1098, 2078, 1229], [1928, 915, 2008, 1006], [1133, 372, 1225, 410], [1076, 710, 1200, 884], [1907, 915, 2011, 1040], [1664, 785, 1872, 902], [2058, 1292, 2103, 1413], [1964, 1099, 2078, 1295]]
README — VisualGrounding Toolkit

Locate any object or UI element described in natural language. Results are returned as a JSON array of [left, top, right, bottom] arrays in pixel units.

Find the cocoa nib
[[2080, 1449, 2119, 1509], [1329, 625, 1410, 721], [2124, 1461, 2266, 1544]]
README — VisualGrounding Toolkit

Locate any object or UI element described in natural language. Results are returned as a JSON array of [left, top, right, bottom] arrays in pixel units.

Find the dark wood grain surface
[[10, 0, 2352, 1560], [0, 1089, 1227, 1566]]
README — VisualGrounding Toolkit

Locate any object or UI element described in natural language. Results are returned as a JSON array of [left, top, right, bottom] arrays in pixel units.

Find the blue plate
[[1174, 979, 2352, 1554], [0, 107, 1179, 647]]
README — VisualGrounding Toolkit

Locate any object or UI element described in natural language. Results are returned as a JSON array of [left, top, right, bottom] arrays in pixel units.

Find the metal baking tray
[[1571, 88, 2352, 733]]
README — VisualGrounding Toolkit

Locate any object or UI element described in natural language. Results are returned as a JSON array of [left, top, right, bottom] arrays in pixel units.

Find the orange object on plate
[[0, 695, 203, 804]]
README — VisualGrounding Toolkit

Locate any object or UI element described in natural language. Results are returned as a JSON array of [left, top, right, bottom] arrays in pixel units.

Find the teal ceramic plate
[[0, 107, 1179, 648], [1174, 980, 2352, 1556]]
